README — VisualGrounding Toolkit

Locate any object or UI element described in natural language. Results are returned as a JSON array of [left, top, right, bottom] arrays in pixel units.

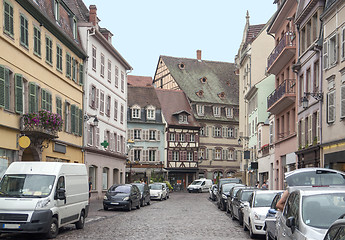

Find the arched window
[[102, 167, 109, 190], [89, 165, 97, 190]]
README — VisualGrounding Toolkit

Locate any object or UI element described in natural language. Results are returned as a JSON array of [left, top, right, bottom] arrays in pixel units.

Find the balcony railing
[[267, 32, 296, 70], [267, 79, 296, 110]]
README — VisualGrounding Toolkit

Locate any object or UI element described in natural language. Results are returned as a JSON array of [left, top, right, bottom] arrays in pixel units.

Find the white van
[[187, 178, 213, 193], [0, 162, 89, 238]]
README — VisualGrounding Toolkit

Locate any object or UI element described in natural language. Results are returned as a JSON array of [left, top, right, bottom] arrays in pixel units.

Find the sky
[[82, 0, 277, 77]]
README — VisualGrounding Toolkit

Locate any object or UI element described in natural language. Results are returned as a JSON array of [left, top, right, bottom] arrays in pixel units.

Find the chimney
[[89, 5, 97, 26], [197, 50, 202, 61]]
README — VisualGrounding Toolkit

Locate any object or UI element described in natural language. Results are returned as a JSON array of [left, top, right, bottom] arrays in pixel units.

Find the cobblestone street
[[2, 192, 261, 240]]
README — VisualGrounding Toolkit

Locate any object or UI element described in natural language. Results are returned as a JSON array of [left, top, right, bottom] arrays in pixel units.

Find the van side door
[[55, 176, 68, 226]]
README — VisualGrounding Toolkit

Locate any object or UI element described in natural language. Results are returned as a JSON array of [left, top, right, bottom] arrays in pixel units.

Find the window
[[327, 91, 335, 123], [134, 129, 141, 140], [189, 134, 195, 142], [41, 89, 52, 111], [215, 149, 221, 160], [100, 54, 105, 77], [33, 26, 41, 56], [4, 1, 14, 36], [229, 149, 234, 160], [200, 127, 205, 136], [45, 36, 53, 64], [172, 151, 179, 161], [306, 68, 311, 94], [313, 61, 319, 93], [227, 127, 234, 138], [187, 152, 193, 161], [102, 168, 108, 190], [72, 18, 77, 39], [100, 91, 104, 114], [72, 58, 77, 82], [106, 95, 111, 116], [92, 46, 96, 71], [14, 74, 23, 114], [88, 165, 96, 190], [226, 107, 233, 118], [149, 150, 156, 161], [121, 71, 124, 92], [169, 133, 175, 141], [66, 53, 71, 78], [20, 15, 29, 48], [323, 40, 328, 70], [147, 107, 155, 120], [107, 60, 111, 82], [329, 34, 338, 67], [56, 44, 63, 71], [28, 82, 39, 113], [132, 106, 141, 119], [149, 130, 156, 140], [54, 0, 60, 22], [213, 106, 220, 117], [120, 104, 124, 124], [56, 97, 62, 117], [114, 100, 118, 121], [64, 101, 70, 132], [115, 66, 119, 88], [134, 149, 141, 161], [199, 148, 205, 159], [341, 86, 345, 118], [197, 104, 204, 116], [269, 122, 274, 144], [179, 114, 188, 123], [179, 133, 185, 142], [89, 85, 96, 109], [299, 74, 304, 103], [79, 64, 84, 85], [88, 124, 94, 146], [214, 126, 221, 137]]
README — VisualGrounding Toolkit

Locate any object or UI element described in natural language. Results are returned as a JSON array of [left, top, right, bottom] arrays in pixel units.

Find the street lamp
[[238, 136, 249, 145], [302, 92, 323, 109], [84, 114, 99, 126]]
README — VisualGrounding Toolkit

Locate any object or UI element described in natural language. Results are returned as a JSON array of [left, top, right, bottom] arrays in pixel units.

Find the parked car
[[187, 178, 212, 193], [154, 182, 169, 199], [131, 183, 150, 207], [276, 187, 345, 240], [149, 183, 167, 201], [217, 183, 239, 211], [103, 184, 141, 211], [226, 184, 246, 214], [264, 192, 283, 240], [216, 178, 242, 206], [209, 184, 218, 201], [323, 217, 345, 240], [231, 187, 255, 225], [243, 190, 283, 238]]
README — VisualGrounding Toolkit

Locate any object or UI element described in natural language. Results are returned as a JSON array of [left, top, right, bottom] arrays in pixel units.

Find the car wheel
[[75, 211, 85, 229], [249, 220, 255, 239], [160, 195, 163, 201], [230, 209, 235, 220], [167, 194, 169, 199], [140, 199, 144, 207], [45, 217, 58, 239], [238, 211, 243, 225], [136, 202, 140, 209], [127, 202, 132, 211], [103, 205, 108, 211], [243, 221, 248, 231]]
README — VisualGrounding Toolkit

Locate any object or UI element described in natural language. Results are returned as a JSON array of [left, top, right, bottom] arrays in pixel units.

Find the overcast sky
[[82, 0, 277, 77]]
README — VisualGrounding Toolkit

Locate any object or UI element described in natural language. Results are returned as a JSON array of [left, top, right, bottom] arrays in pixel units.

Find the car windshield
[[302, 193, 345, 229], [150, 184, 162, 190], [222, 184, 235, 193], [109, 185, 130, 193], [286, 170, 345, 186], [191, 181, 202, 185], [254, 193, 277, 207], [232, 188, 243, 197], [241, 191, 253, 201], [0, 174, 55, 198], [134, 184, 144, 192]]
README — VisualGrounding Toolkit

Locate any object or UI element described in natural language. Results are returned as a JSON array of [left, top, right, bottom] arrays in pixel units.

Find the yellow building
[[0, 0, 87, 175]]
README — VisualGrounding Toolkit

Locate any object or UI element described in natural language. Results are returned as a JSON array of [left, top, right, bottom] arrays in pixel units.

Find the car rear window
[[286, 170, 345, 186]]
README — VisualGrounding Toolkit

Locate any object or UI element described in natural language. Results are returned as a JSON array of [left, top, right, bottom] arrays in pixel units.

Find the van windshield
[[0, 174, 55, 198], [191, 181, 202, 185]]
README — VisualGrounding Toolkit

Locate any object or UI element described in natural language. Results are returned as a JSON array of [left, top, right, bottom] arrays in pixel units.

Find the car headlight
[[104, 195, 108, 200], [35, 198, 50, 209], [254, 212, 264, 220], [123, 197, 129, 201], [222, 194, 227, 199]]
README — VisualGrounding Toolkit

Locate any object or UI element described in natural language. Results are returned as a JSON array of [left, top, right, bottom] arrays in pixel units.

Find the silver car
[[276, 187, 345, 240]]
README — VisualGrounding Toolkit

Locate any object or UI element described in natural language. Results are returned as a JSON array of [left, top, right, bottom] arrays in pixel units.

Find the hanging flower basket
[[22, 110, 63, 135]]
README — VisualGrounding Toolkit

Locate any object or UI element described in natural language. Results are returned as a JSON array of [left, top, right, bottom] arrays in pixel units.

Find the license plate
[[111, 202, 119, 205], [3, 224, 21, 229]]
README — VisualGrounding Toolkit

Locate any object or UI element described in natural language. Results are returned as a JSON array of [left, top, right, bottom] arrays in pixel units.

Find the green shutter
[[4, 68, 10, 110], [79, 63, 84, 85], [64, 101, 68, 132], [56, 97, 62, 117], [0, 65, 5, 108], [66, 53, 71, 78], [71, 104, 76, 134], [15, 74, 23, 113], [48, 91, 52, 112], [29, 82, 38, 113], [78, 108, 82, 136], [41, 89, 46, 110], [4, 1, 14, 36]]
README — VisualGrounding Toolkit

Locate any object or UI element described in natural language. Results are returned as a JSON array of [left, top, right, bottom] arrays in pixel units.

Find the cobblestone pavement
[[2, 192, 262, 240]]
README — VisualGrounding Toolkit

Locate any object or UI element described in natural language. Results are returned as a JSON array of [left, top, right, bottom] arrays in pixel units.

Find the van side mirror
[[286, 216, 296, 233], [268, 208, 277, 215], [56, 188, 66, 200]]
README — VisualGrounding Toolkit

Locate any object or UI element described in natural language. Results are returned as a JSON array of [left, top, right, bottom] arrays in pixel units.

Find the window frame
[[20, 14, 29, 48], [45, 35, 53, 65], [33, 25, 41, 57]]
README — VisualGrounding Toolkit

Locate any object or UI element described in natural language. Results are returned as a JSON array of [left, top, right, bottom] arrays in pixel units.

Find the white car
[[187, 179, 212, 193], [243, 190, 283, 238], [149, 183, 167, 201]]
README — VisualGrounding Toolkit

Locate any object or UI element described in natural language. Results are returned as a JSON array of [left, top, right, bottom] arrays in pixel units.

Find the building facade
[[67, 2, 132, 199], [0, 0, 87, 176], [153, 53, 240, 182]]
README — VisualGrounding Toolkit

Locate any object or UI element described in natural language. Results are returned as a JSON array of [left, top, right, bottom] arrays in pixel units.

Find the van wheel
[[46, 217, 58, 239], [75, 211, 85, 229], [199, 189, 202, 193]]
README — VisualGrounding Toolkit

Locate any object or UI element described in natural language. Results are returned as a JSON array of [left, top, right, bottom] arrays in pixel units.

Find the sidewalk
[[88, 198, 103, 217]]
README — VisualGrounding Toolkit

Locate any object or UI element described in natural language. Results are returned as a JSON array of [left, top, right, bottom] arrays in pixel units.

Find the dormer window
[[226, 107, 233, 118], [213, 106, 220, 117], [200, 77, 207, 83], [178, 63, 185, 70], [72, 17, 77, 40], [146, 105, 156, 120], [54, 0, 60, 22], [197, 104, 204, 116], [218, 92, 225, 99], [131, 105, 141, 119], [179, 114, 188, 124], [196, 90, 204, 97]]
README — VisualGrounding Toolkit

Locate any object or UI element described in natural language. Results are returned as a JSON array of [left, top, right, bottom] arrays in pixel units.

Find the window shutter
[[4, 68, 10, 110], [0, 66, 5, 108], [41, 89, 46, 110], [89, 85, 93, 107], [222, 127, 226, 138], [341, 86, 345, 118], [323, 41, 328, 69], [168, 150, 172, 161], [222, 149, 225, 160], [130, 149, 134, 161], [96, 127, 100, 148], [195, 134, 199, 143], [48, 92, 52, 111], [71, 105, 76, 134], [109, 132, 113, 151], [225, 149, 229, 160], [212, 149, 215, 159], [194, 151, 198, 161], [127, 130, 130, 140], [64, 101, 68, 132], [176, 133, 180, 142], [87, 124, 91, 145], [130, 129, 134, 140], [29, 83, 36, 113], [157, 150, 160, 161], [335, 33, 339, 64], [15, 74, 23, 113], [79, 63, 84, 85], [156, 130, 160, 141], [186, 134, 190, 142], [342, 28, 345, 60], [206, 126, 209, 136], [328, 92, 335, 123], [316, 111, 320, 143], [235, 128, 238, 138], [234, 150, 237, 160], [96, 89, 99, 109], [206, 148, 209, 159], [308, 116, 312, 145], [301, 119, 305, 147], [78, 109, 82, 136], [212, 126, 215, 137]]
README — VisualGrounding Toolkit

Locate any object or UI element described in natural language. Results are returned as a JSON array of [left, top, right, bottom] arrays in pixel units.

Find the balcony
[[267, 79, 296, 115], [267, 32, 296, 75]]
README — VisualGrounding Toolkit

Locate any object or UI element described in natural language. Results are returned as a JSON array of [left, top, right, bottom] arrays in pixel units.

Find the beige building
[[0, 0, 87, 175]]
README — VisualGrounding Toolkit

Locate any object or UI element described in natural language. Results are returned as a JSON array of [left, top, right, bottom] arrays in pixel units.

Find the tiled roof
[[158, 56, 239, 105], [64, 0, 89, 22], [155, 89, 200, 128], [128, 75, 153, 87], [245, 24, 266, 46], [128, 86, 161, 109]]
